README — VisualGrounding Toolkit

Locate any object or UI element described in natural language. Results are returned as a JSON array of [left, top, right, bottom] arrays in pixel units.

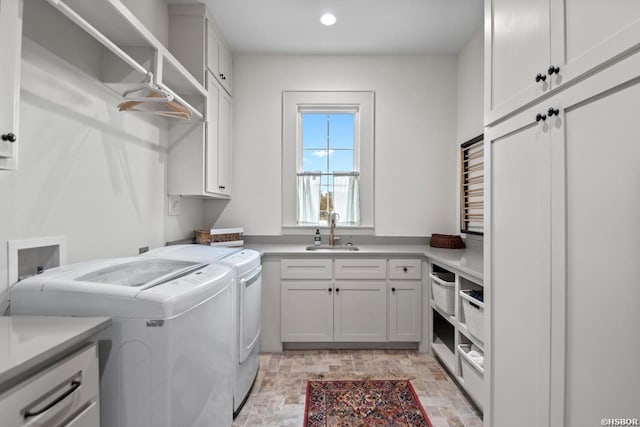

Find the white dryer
[[144, 245, 262, 415], [10, 257, 234, 427]]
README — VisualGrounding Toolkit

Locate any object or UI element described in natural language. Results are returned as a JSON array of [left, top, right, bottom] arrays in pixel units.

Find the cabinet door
[[205, 72, 221, 194], [0, 0, 22, 169], [218, 46, 232, 95], [388, 280, 421, 341], [488, 107, 551, 427], [552, 59, 640, 427], [485, 0, 551, 124], [550, 0, 640, 91], [206, 22, 231, 95], [281, 281, 333, 341], [206, 21, 220, 78], [217, 88, 231, 195], [334, 281, 387, 342]]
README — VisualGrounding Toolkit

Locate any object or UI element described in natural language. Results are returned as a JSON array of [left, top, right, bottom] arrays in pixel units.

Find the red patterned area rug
[[304, 379, 433, 427]]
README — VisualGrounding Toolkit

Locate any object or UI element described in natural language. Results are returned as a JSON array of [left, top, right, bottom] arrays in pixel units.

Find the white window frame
[[282, 91, 375, 232]]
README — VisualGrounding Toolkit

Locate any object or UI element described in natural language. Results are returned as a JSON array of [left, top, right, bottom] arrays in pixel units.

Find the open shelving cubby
[[429, 261, 485, 411]]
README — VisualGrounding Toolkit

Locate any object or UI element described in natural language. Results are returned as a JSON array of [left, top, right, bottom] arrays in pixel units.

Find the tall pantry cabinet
[[485, 2, 640, 427]]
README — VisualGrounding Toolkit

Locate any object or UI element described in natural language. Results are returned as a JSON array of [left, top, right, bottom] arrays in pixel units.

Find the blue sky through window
[[302, 113, 354, 173]]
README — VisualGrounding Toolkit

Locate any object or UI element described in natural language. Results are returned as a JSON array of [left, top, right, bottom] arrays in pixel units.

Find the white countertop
[[0, 316, 112, 390], [245, 243, 483, 281]]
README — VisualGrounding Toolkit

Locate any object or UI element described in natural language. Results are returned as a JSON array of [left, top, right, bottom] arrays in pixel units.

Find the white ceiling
[[167, 0, 483, 55]]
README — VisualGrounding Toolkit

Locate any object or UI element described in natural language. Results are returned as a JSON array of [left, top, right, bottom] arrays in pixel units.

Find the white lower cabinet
[[281, 281, 333, 341], [389, 280, 421, 341], [334, 281, 387, 342], [0, 344, 100, 427], [280, 258, 421, 344]]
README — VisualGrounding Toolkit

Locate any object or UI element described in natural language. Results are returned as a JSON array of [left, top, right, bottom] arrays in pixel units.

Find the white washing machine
[[10, 257, 234, 427], [144, 245, 261, 415]]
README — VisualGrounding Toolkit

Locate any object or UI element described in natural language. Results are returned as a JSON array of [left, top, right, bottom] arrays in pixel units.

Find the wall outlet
[[138, 246, 149, 254], [168, 195, 181, 216]]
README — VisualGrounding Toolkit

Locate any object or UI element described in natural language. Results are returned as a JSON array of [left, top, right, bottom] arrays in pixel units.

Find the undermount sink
[[305, 245, 360, 251]]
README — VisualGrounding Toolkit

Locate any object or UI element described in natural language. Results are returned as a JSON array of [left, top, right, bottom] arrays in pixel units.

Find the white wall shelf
[[46, 0, 205, 120]]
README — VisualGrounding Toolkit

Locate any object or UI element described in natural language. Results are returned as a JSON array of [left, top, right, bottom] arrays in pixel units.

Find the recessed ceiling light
[[320, 13, 336, 26]]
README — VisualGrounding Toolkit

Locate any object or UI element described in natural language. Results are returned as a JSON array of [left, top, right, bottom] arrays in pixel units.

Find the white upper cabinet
[[0, 0, 22, 170], [205, 72, 231, 196], [485, 0, 640, 125], [207, 23, 232, 95], [485, 0, 551, 125], [169, 4, 232, 96]]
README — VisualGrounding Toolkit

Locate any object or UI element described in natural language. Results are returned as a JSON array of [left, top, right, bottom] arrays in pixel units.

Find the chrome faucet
[[329, 212, 340, 246]]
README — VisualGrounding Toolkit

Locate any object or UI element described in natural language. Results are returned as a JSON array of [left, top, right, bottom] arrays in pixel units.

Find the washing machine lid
[[10, 258, 233, 319], [144, 244, 241, 263], [75, 258, 201, 289], [220, 249, 261, 277]]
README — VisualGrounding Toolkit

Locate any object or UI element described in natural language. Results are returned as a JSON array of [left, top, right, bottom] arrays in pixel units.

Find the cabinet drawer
[[0, 344, 99, 427], [281, 259, 332, 279], [334, 259, 386, 280], [388, 259, 421, 279], [65, 400, 99, 427]]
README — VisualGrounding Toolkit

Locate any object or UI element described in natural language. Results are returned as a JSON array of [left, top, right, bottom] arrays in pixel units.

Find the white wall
[[456, 29, 484, 143], [0, 2, 204, 312], [456, 28, 484, 243], [206, 54, 458, 236]]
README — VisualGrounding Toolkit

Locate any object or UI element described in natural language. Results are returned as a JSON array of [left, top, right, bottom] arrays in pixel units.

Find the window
[[298, 111, 359, 225], [282, 91, 374, 231], [460, 134, 484, 235]]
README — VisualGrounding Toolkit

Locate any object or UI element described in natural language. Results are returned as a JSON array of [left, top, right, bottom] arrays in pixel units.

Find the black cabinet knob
[[219, 73, 226, 80], [328, 288, 332, 293], [402, 267, 408, 273], [548, 65, 560, 75], [1, 132, 16, 142], [391, 287, 396, 292], [547, 107, 559, 116], [335, 288, 340, 293], [535, 73, 547, 83], [536, 113, 547, 122]]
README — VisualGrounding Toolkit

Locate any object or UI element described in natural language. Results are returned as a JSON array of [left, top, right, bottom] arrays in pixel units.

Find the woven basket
[[429, 234, 465, 249], [194, 230, 211, 245]]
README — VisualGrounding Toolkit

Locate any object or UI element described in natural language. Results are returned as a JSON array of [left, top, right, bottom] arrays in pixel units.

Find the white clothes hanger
[[120, 72, 174, 103], [117, 72, 192, 120]]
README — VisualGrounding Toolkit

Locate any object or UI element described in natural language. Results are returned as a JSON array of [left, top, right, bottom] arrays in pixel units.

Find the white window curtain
[[333, 174, 360, 225], [297, 174, 321, 224]]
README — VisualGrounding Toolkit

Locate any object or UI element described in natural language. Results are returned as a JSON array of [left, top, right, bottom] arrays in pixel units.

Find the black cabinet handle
[[536, 113, 547, 122], [1, 132, 16, 142], [535, 73, 547, 83], [548, 65, 560, 75], [24, 381, 81, 418], [402, 267, 408, 273], [219, 73, 226, 80], [218, 185, 226, 190], [547, 107, 559, 116]]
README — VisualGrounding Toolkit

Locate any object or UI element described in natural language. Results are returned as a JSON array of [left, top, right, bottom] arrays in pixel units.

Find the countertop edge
[[0, 316, 112, 390], [247, 244, 483, 281]]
